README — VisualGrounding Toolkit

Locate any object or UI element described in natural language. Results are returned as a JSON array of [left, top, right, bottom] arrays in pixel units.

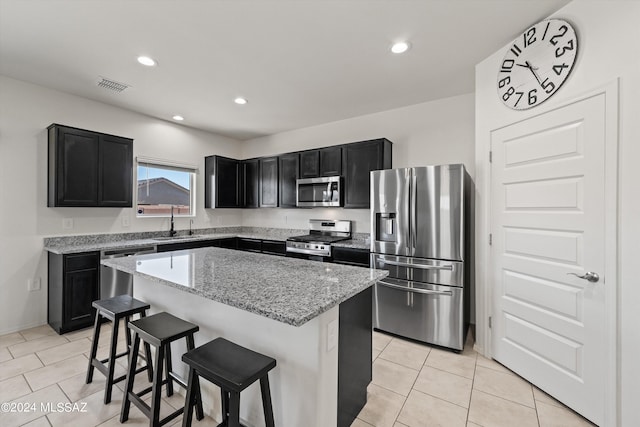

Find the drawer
[[237, 238, 262, 252], [65, 252, 99, 272], [261, 240, 286, 256], [332, 247, 370, 267]]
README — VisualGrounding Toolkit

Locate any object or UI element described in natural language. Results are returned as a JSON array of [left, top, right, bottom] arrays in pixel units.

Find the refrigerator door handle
[[406, 169, 411, 253], [378, 280, 453, 296], [376, 258, 454, 271], [411, 168, 417, 254]]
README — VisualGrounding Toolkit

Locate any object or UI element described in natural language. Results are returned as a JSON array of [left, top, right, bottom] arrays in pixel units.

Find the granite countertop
[[43, 227, 370, 254], [101, 247, 387, 327]]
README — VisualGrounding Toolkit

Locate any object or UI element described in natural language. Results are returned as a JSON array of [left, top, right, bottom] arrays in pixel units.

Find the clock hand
[[524, 61, 544, 86]]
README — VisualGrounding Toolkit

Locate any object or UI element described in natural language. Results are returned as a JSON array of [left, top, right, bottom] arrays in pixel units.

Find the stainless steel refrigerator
[[370, 164, 473, 351]]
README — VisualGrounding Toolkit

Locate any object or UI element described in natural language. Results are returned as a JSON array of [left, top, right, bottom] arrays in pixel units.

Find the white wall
[[241, 93, 476, 233], [474, 2, 640, 425], [0, 75, 243, 334]]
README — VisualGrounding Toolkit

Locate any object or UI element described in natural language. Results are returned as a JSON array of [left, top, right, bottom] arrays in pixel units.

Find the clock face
[[497, 19, 578, 110]]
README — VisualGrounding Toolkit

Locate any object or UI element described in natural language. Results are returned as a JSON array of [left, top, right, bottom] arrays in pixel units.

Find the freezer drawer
[[374, 277, 464, 350], [371, 253, 464, 287]]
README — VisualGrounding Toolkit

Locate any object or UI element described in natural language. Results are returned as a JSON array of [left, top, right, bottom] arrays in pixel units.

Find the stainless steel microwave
[[296, 176, 343, 207]]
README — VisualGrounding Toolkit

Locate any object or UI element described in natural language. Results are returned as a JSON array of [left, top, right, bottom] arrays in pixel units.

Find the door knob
[[567, 272, 600, 283]]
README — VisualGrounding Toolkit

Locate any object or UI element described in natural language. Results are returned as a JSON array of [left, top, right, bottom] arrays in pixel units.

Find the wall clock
[[497, 19, 578, 110]]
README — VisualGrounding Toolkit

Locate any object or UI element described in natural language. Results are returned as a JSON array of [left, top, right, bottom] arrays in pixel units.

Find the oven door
[[296, 177, 342, 207]]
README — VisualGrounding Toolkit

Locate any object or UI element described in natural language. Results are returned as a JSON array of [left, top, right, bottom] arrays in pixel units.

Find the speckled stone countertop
[[43, 227, 371, 254], [101, 247, 387, 327]]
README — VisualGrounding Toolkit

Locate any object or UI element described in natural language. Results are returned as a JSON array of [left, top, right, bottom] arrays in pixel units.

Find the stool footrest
[[127, 391, 184, 427], [168, 371, 187, 389], [97, 349, 128, 365]]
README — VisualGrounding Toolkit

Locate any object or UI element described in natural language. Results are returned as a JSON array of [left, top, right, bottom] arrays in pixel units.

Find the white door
[[491, 94, 606, 425]]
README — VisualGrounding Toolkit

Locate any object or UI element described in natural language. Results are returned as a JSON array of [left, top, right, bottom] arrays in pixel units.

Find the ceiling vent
[[96, 76, 130, 93]]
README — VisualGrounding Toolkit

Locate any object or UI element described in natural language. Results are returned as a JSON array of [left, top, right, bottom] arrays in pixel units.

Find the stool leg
[[260, 375, 275, 427], [185, 334, 204, 420], [165, 342, 174, 397], [181, 367, 197, 427], [228, 391, 241, 427], [220, 390, 229, 424], [85, 311, 102, 384], [103, 316, 120, 404], [150, 344, 165, 426], [124, 315, 132, 348], [120, 332, 141, 423], [140, 311, 154, 382]]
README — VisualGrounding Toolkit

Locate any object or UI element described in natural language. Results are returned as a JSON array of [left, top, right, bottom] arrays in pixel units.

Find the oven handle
[[377, 280, 453, 296], [376, 258, 453, 271], [285, 246, 330, 257]]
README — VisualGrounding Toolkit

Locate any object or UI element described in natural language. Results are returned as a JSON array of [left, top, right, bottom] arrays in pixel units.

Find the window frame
[[135, 157, 197, 218]]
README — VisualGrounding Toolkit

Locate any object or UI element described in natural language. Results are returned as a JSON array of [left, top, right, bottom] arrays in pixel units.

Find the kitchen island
[[101, 247, 387, 427]]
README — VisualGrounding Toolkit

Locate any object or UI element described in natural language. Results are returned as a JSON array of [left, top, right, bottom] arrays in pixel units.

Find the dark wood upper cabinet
[[279, 153, 299, 208], [299, 150, 320, 178], [243, 158, 260, 208], [48, 124, 132, 207], [319, 146, 342, 176], [100, 134, 133, 206], [342, 138, 392, 209], [260, 156, 279, 207], [299, 146, 342, 178], [204, 138, 391, 210], [205, 155, 243, 208]]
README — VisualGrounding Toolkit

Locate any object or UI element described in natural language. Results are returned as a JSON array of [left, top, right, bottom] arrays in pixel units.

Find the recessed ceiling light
[[234, 97, 248, 105], [137, 56, 157, 66], [391, 42, 410, 54], [172, 115, 184, 121]]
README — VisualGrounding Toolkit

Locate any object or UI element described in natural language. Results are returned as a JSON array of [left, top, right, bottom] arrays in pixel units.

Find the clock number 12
[[523, 27, 536, 47]]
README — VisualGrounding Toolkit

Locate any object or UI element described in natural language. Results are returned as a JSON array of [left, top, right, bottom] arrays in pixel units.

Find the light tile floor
[[356, 331, 596, 427], [0, 324, 596, 427]]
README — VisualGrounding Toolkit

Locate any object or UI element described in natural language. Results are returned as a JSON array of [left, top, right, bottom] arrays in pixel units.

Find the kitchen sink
[[152, 236, 195, 241]]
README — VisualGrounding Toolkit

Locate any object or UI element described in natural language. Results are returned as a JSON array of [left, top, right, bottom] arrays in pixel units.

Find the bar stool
[[86, 295, 154, 404], [182, 337, 276, 427], [120, 312, 204, 427]]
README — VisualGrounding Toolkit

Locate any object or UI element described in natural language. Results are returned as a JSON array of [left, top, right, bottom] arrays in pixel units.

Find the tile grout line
[[531, 383, 542, 427], [466, 347, 479, 426], [391, 350, 430, 425]]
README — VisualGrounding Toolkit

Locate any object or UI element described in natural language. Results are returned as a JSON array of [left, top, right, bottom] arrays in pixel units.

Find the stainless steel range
[[286, 219, 351, 259]]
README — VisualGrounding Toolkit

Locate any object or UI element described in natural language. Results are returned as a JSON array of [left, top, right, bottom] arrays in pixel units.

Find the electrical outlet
[[327, 318, 338, 352], [121, 214, 130, 227], [62, 218, 74, 229], [28, 278, 41, 291]]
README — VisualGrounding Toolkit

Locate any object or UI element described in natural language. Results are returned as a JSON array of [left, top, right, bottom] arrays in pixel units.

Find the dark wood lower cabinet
[[332, 247, 370, 267], [237, 238, 262, 252], [261, 240, 286, 256], [48, 251, 100, 334], [338, 286, 373, 427]]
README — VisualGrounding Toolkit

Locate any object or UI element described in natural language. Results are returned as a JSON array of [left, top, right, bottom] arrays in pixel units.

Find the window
[[136, 159, 196, 217]]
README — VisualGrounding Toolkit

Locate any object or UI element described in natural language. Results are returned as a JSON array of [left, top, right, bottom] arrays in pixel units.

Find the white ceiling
[[0, 0, 570, 140]]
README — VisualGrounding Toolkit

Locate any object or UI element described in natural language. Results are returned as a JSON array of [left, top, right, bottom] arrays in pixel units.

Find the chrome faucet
[[169, 206, 177, 237], [189, 219, 194, 235]]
